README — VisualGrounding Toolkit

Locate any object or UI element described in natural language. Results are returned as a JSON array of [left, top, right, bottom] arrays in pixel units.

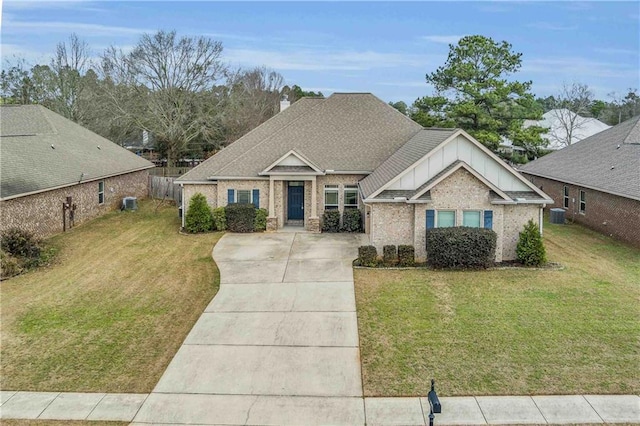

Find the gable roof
[[519, 115, 640, 201], [360, 128, 551, 203], [1, 105, 154, 200], [177, 93, 422, 182]]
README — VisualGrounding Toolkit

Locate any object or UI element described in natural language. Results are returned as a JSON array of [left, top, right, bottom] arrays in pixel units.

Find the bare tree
[[221, 67, 285, 144], [99, 30, 227, 165], [49, 33, 91, 121], [548, 82, 594, 147]]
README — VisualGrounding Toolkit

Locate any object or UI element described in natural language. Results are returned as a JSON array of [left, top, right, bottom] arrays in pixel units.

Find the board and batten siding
[[388, 135, 530, 192]]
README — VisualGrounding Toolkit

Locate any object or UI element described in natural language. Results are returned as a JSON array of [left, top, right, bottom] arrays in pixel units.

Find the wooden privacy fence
[[148, 175, 181, 203]]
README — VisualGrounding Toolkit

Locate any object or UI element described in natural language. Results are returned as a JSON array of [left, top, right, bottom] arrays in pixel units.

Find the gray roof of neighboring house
[[177, 93, 422, 182], [359, 128, 458, 198], [1, 105, 154, 200], [519, 115, 640, 201]]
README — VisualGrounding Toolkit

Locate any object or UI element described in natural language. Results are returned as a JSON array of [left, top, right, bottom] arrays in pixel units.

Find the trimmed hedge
[[341, 209, 362, 232], [383, 245, 397, 266], [225, 203, 257, 233], [254, 208, 268, 231], [398, 245, 415, 267], [426, 227, 497, 269], [322, 210, 341, 233], [184, 193, 213, 233], [516, 220, 546, 266], [212, 207, 226, 231], [358, 245, 378, 267]]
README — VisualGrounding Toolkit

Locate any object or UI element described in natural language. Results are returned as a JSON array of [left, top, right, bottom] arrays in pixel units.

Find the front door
[[287, 183, 304, 220]]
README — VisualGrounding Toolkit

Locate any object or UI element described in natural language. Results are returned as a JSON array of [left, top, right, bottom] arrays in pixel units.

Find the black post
[[427, 379, 441, 426]]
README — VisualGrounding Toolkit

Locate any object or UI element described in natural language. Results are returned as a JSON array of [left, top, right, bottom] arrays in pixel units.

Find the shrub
[[0, 249, 23, 279], [322, 210, 341, 233], [341, 209, 362, 232], [211, 207, 226, 231], [254, 208, 268, 231], [383, 245, 397, 266], [358, 245, 378, 267], [225, 203, 257, 233], [426, 227, 497, 269], [398, 245, 415, 267], [1, 228, 41, 259], [184, 193, 213, 233], [516, 220, 546, 266]]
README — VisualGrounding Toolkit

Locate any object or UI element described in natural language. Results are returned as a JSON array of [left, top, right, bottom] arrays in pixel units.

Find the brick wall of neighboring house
[[523, 174, 640, 247], [0, 170, 149, 239], [368, 168, 542, 262]]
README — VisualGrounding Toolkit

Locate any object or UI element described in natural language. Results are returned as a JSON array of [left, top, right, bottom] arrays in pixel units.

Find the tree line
[[1, 31, 322, 165]]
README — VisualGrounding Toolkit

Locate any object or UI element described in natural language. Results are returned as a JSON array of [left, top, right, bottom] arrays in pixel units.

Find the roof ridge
[[214, 98, 327, 176]]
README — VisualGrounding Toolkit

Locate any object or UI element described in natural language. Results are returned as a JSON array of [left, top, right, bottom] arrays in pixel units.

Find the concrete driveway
[[134, 231, 368, 425]]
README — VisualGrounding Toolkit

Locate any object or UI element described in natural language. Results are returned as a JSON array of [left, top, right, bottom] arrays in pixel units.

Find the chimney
[[280, 95, 290, 112]]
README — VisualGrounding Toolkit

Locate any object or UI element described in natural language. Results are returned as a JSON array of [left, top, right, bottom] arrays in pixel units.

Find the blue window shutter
[[227, 189, 235, 205], [484, 210, 493, 229], [426, 209, 435, 229], [252, 189, 260, 208]]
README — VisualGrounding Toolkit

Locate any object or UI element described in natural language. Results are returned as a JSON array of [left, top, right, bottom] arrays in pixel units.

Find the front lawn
[[355, 221, 640, 396], [1, 200, 222, 393]]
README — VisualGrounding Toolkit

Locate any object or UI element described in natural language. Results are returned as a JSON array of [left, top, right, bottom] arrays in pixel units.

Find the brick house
[[0, 105, 155, 238], [177, 93, 551, 261], [520, 115, 640, 247]]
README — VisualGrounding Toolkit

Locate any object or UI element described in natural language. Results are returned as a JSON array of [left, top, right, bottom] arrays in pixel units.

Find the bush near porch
[[355, 220, 640, 397]]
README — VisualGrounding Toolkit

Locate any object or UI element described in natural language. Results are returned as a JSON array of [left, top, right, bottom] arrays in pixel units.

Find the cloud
[[2, 0, 106, 12], [527, 22, 578, 31], [421, 35, 465, 44], [4, 19, 150, 37], [593, 47, 639, 56], [225, 48, 425, 71]]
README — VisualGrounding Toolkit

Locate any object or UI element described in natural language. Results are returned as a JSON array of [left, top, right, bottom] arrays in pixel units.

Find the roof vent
[[611, 166, 615, 170], [51, 144, 55, 149], [616, 144, 621, 149]]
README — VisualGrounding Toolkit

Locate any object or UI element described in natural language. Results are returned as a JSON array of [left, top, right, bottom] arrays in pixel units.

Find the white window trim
[[579, 190, 586, 214], [98, 181, 105, 205], [237, 189, 251, 204], [324, 185, 339, 210]]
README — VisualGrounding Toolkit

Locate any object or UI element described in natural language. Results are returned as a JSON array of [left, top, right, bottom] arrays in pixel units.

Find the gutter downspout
[[180, 183, 185, 229], [539, 205, 545, 236]]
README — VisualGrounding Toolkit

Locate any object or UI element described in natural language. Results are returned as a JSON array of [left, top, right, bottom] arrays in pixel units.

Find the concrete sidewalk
[[2, 390, 639, 424]]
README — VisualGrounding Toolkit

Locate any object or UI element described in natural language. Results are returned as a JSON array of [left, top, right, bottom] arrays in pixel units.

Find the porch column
[[311, 176, 317, 217], [269, 177, 275, 217]]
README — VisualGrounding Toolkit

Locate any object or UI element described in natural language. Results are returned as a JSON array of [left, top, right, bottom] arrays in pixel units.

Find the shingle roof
[[519, 115, 640, 201], [359, 128, 458, 198], [177, 93, 422, 182], [1, 105, 154, 200]]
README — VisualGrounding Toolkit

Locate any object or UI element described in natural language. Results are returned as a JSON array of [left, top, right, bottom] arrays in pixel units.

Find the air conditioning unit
[[122, 196, 138, 210]]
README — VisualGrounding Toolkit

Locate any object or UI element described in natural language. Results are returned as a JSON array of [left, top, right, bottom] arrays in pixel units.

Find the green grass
[[355, 221, 640, 396], [1, 200, 222, 393]]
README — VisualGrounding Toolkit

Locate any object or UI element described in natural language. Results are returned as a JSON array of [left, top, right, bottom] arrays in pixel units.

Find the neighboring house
[[0, 105, 155, 238], [177, 93, 552, 261], [520, 115, 640, 247], [500, 109, 611, 153]]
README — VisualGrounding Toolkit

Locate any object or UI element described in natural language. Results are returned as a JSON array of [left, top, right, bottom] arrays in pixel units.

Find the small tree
[[516, 220, 546, 266], [184, 193, 213, 233]]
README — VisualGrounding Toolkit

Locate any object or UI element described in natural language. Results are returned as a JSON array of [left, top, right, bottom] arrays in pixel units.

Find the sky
[[1, 1, 639, 104]]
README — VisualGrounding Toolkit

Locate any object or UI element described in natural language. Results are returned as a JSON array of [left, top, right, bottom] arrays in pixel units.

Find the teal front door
[[288, 184, 304, 220]]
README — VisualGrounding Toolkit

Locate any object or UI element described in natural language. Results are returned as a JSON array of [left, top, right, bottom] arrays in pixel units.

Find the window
[[563, 186, 569, 209], [98, 181, 104, 204], [463, 210, 481, 228], [437, 210, 455, 228], [237, 189, 251, 204], [324, 185, 339, 210], [344, 185, 358, 209], [579, 190, 586, 213]]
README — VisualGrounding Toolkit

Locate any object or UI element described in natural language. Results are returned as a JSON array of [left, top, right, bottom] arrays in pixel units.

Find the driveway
[[134, 231, 368, 425]]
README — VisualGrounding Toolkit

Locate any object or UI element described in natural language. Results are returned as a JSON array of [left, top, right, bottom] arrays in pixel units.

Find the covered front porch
[[266, 177, 320, 233]]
